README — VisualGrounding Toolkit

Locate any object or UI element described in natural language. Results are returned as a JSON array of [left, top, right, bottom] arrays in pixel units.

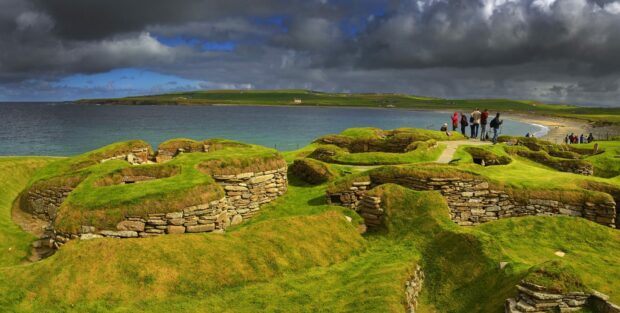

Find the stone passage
[[328, 177, 617, 229], [505, 281, 620, 313]]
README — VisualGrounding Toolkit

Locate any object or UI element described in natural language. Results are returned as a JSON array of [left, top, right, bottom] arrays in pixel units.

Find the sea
[[0, 102, 547, 156]]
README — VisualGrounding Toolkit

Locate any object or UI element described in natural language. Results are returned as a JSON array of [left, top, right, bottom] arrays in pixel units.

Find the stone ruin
[[18, 143, 288, 253]]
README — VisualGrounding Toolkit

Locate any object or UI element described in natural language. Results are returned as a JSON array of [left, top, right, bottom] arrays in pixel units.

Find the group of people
[[441, 109, 503, 143], [565, 133, 594, 144]]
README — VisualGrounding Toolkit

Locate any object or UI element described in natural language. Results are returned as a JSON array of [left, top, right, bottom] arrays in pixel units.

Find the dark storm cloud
[[349, 0, 620, 74], [32, 0, 338, 40], [1, 0, 620, 105]]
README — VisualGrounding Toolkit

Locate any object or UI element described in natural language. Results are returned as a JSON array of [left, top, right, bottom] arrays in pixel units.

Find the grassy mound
[[305, 127, 455, 165], [290, 158, 337, 184], [18, 140, 284, 232], [0, 211, 365, 312], [505, 145, 593, 174], [464, 146, 512, 166], [371, 184, 620, 311]]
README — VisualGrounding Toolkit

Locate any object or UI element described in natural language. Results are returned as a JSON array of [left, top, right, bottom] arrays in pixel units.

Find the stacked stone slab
[[358, 194, 383, 229], [405, 265, 425, 313], [505, 281, 620, 313], [327, 176, 617, 228], [213, 167, 288, 221]]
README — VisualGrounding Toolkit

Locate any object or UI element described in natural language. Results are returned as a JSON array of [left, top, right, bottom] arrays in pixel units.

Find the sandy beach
[[506, 113, 593, 144]]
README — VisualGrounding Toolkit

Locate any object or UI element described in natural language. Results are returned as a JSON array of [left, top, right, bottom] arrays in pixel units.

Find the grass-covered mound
[[369, 184, 620, 311], [290, 158, 337, 185], [328, 163, 616, 210], [18, 139, 285, 232], [464, 146, 512, 166], [0, 211, 365, 312], [304, 127, 459, 165]]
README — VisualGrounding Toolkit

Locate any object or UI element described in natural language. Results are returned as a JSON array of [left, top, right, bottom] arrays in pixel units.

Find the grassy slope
[[79, 89, 620, 124], [0, 157, 56, 267], [0, 210, 365, 312]]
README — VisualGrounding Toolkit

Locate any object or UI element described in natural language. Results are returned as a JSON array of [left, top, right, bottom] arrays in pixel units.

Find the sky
[[1, 0, 620, 106]]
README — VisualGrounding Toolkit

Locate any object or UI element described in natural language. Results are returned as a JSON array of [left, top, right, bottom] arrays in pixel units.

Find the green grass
[[79, 89, 620, 125], [0, 157, 57, 266], [3, 134, 620, 312]]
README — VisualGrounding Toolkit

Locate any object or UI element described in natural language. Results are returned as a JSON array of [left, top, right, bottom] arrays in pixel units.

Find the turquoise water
[[0, 103, 544, 156]]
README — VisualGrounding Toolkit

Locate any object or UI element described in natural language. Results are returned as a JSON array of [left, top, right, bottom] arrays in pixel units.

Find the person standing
[[451, 112, 459, 131], [471, 108, 481, 138], [490, 113, 503, 144], [580, 134, 585, 144], [460, 113, 468, 136], [480, 109, 489, 140], [587, 133, 594, 143]]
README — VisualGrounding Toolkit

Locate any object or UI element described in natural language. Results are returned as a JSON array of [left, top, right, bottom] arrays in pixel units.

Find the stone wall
[[405, 265, 425, 313], [100, 147, 150, 165], [26, 166, 288, 250], [21, 187, 73, 220], [212, 167, 288, 221], [328, 177, 617, 229], [505, 281, 620, 313]]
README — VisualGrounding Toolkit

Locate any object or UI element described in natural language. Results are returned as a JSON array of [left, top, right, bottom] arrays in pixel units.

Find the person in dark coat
[[490, 113, 503, 144], [480, 109, 489, 140], [587, 133, 594, 143], [460, 113, 468, 136]]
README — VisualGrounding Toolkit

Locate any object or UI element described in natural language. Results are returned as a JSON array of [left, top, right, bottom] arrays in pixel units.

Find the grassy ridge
[[79, 89, 620, 125], [0, 157, 56, 267]]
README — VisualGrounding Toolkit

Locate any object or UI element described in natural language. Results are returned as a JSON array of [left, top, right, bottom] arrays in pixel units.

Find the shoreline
[[506, 113, 591, 144]]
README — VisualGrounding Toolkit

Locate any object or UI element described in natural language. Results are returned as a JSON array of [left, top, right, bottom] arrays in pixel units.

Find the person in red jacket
[[480, 109, 489, 140], [451, 112, 459, 131]]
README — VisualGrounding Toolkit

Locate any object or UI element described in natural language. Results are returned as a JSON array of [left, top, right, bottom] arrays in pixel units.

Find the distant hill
[[78, 89, 620, 125]]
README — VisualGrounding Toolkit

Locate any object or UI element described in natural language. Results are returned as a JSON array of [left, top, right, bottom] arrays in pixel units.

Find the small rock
[[116, 220, 145, 232], [554, 251, 566, 257], [80, 233, 104, 240], [230, 214, 243, 225]]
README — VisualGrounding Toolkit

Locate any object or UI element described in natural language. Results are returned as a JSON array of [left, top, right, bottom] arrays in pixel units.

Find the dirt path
[[436, 140, 491, 164]]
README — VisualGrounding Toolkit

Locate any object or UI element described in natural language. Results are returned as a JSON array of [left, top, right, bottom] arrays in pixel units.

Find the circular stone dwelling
[[16, 138, 288, 253]]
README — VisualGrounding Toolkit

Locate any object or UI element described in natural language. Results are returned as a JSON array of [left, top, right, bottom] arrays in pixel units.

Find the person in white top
[[471, 108, 482, 138]]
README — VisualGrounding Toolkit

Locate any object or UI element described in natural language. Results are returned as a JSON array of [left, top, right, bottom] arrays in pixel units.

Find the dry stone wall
[[328, 177, 617, 229], [22, 187, 73, 220], [505, 281, 620, 313]]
